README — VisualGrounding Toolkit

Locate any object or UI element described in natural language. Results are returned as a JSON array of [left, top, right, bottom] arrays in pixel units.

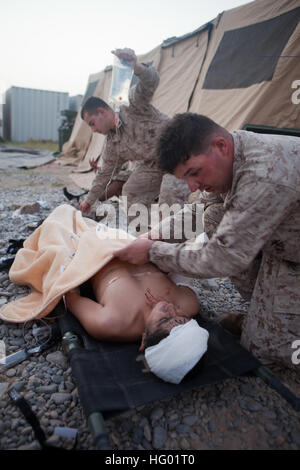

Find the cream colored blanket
[[0, 204, 134, 323]]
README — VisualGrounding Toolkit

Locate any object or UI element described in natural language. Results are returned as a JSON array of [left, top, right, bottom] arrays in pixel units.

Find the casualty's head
[[81, 96, 115, 135], [157, 113, 234, 195], [140, 301, 209, 384], [142, 300, 190, 348]]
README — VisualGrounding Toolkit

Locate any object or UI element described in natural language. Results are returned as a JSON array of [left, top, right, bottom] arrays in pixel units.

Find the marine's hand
[[139, 229, 162, 241], [111, 48, 137, 68], [79, 200, 91, 214], [114, 238, 153, 265]]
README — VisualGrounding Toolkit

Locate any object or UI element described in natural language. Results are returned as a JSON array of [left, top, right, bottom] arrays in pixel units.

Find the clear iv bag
[[108, 55, 134, 111]]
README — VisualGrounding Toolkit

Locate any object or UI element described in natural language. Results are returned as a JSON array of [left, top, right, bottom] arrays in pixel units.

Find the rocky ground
[[0, 161, 299, 451]]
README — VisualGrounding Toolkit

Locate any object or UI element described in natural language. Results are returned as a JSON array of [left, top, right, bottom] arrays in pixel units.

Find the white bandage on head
[[145, 319, 209, 384]]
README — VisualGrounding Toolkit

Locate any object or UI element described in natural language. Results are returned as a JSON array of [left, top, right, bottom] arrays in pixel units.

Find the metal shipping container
[[3, 86, 69, 142]]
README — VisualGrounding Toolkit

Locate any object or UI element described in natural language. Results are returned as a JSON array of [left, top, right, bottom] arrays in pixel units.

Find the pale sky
[[0, 0, 253, 102]]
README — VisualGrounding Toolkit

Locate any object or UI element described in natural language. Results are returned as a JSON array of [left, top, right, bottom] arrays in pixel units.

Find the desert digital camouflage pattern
[[84, 66, 189, 209], [62, 0, 299, 186], [150, 131, 300, 368], [158, 174, 191, 208]]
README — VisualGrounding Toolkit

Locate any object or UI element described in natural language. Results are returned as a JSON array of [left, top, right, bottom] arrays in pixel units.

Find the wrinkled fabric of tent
[[60, 0, 300, 191], [0, 146, 55, 170]]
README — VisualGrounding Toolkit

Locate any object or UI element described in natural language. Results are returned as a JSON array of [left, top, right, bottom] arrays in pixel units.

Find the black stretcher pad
[[57, 305, 260, 420]]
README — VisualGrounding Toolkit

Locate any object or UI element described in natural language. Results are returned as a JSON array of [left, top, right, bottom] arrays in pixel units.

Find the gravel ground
[[0, 163, 299, 451]]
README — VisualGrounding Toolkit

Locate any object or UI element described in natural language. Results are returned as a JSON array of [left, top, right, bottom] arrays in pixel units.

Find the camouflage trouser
[[121, 162, 164, 209], [204, 203, 300, 370], [203, 202, 259, 300], [120, 166, 190, 209], [241, 253, 300, 370], [119, 164, 191, 225], [112, 163, 133, 183]]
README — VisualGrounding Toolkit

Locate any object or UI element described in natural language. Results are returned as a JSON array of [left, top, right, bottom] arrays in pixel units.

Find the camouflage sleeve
[[149, 180, 299, 277], [85, 143, 124, 206], [199, 190, 225, 209], [129, 66, 160, 109]]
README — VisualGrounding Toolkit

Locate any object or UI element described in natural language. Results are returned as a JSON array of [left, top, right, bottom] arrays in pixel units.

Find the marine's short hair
[[81, 96, 111, 119], [157, 113, 225, 173]]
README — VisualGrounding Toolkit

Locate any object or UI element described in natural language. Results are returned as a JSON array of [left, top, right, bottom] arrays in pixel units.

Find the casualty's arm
[[65, 291, 121, 341], [149, 181, 299, 277]]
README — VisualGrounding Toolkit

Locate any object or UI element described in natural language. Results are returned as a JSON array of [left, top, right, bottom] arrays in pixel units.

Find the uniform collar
[[108, 110, 124, 137], [223, 131, 246, 207], [231, 131, 245, 173]]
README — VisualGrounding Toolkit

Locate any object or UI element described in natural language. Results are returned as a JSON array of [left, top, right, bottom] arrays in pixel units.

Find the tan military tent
[[60, 0, 300, 190]]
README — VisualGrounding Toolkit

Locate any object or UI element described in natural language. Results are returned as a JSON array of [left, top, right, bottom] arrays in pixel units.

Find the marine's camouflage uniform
[[85, 66, 190, 213], [149, 131, 300, 369], [158, 174, 190, 208], [200, 191, 261, 301]]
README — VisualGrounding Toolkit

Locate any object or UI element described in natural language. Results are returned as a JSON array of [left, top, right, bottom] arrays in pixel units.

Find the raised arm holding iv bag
[[108, 52, 134, 127]]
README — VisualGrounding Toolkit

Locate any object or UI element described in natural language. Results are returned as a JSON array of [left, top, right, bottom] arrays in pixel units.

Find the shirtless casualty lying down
[[0, 204, 209, 384], [66, 259, 200, 345], [65, 258, 209, 383]]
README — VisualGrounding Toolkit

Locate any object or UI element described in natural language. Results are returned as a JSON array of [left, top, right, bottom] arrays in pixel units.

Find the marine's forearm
[[134, 62, 147, 75]]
